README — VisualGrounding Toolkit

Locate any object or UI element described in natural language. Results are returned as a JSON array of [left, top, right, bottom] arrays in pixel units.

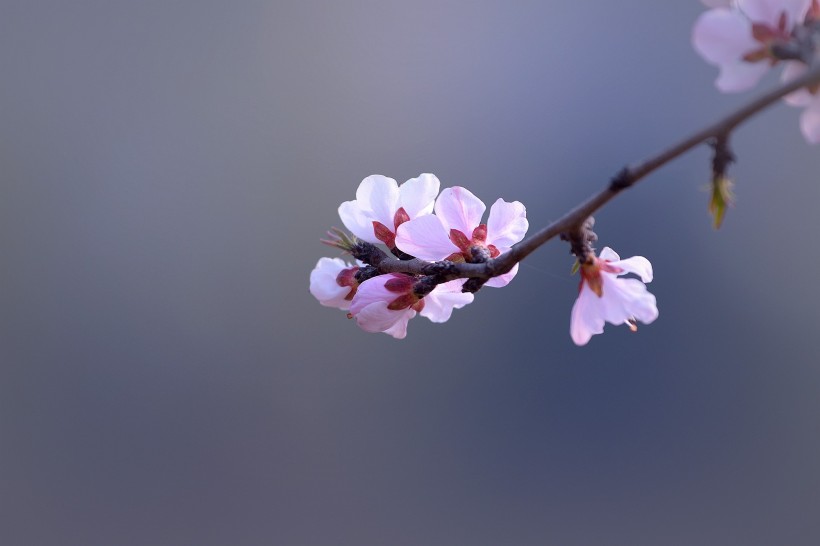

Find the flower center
[[743, 11, 792, 64], [448, 224, 500, 263], [579, 258, 623, 298]]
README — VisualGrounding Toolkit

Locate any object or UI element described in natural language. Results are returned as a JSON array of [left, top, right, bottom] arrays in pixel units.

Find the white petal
[[570, 285, 605, 346], [484, 262, 519, 288], [356, 175, 400, 229], [598, 247, 620, 261], [398, 173, 440, 219], [738, 0, 809, 27], [799, 101, 820, 144], [782, 61, 816, 107], [610, 255, 653, 283], [600, 275, 659, 326], [692, 9, 757, 65], [486, 198, 528, 248], [309, 257, 352, 309], [434, 186, 486, 235], [338, 200, 379, 243], [420, 280, 474, 323], [395, 215, 459, 261]]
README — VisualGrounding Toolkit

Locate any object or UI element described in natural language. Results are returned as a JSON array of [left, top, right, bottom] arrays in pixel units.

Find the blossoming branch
[[311, 0, 820, 345]]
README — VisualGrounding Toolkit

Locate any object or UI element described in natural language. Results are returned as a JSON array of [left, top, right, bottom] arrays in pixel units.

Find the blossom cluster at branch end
[[310, 174, 527, 339], [693, 0, 820, 142]]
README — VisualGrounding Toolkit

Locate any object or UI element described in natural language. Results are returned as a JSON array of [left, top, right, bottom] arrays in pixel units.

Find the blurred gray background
[[1, 1, 819, 545]]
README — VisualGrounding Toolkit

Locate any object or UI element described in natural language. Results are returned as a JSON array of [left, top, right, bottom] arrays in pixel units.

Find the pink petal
[[610, 255, 653, 283], [800, 101, 820, 143], [693, 9, 757, 66], [349, 275, 396, 315], [486, 198, 528, 248], [381, 310, 416, 339], [395, 215, 459, 261], [434, 186, 486, 235], [355, 175, 400, 229], [782, 61, 815, 107], [354, 301, 415, 336], [338, 200, 379, 243], [309, 257, 352, 309], [598, 247, 620, 262], [420, 280, 474, 323], [484, 262, 519, 288], [398, 173, 440, 219], [570, 285, 605, 346]]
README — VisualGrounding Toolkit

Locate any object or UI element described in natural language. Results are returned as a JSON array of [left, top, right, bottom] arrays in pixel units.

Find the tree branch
[[365, 63, 820, 289]]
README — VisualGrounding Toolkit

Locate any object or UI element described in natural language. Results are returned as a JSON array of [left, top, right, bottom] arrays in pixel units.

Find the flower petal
[[354, 301, 414, 336], [598, 247, 620, 262], [434, 186, 486, 235], [570, 285, 605, 346], [349, 275, 396, 315], [600, 275, 659, 326], [309, 257, 352, 309], [398, 173, 440, 219], [693, 9, 757, 65], [484, 262, 519, 288], [395, 215, 460, 261], [782, 61, 816, 107], [799, 101, 820, 143], [338, 200, 379, 243], [486, 198, 528, 248], [610, 255, 653, 283], [420, 279, 474, 323], [380, 310, 416, 339], [356, 175, 400, 229]]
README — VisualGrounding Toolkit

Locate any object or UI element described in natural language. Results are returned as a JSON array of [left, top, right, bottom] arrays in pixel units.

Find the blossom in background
[[338, 174, 440, 249], [570, 247, 658, 346], [692, 0, 811, 92], [348, 274, 474, 339], [395, 186, 528, 288], [309, 257, 360, 310], [781, 61, 820, 142]]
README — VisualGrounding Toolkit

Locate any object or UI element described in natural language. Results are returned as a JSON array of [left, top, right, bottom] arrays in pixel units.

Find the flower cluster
[[693, 0, 820, 142], [309, 174, 527, 339], [310, 174, 659, 345]]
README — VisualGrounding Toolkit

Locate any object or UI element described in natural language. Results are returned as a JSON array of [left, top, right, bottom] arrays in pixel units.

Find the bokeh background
[[2, 1, 819, 545]]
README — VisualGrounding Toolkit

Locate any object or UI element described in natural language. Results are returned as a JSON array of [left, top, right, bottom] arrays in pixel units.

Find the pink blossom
[[692, 0, 811, 92], [394, 186, 528, 288], [338, 174, 439, 249], [349, 274, 474, 339], [309, 257, 360, 310], [570, 247, 658, 346], [781, 61, 820, 143]]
